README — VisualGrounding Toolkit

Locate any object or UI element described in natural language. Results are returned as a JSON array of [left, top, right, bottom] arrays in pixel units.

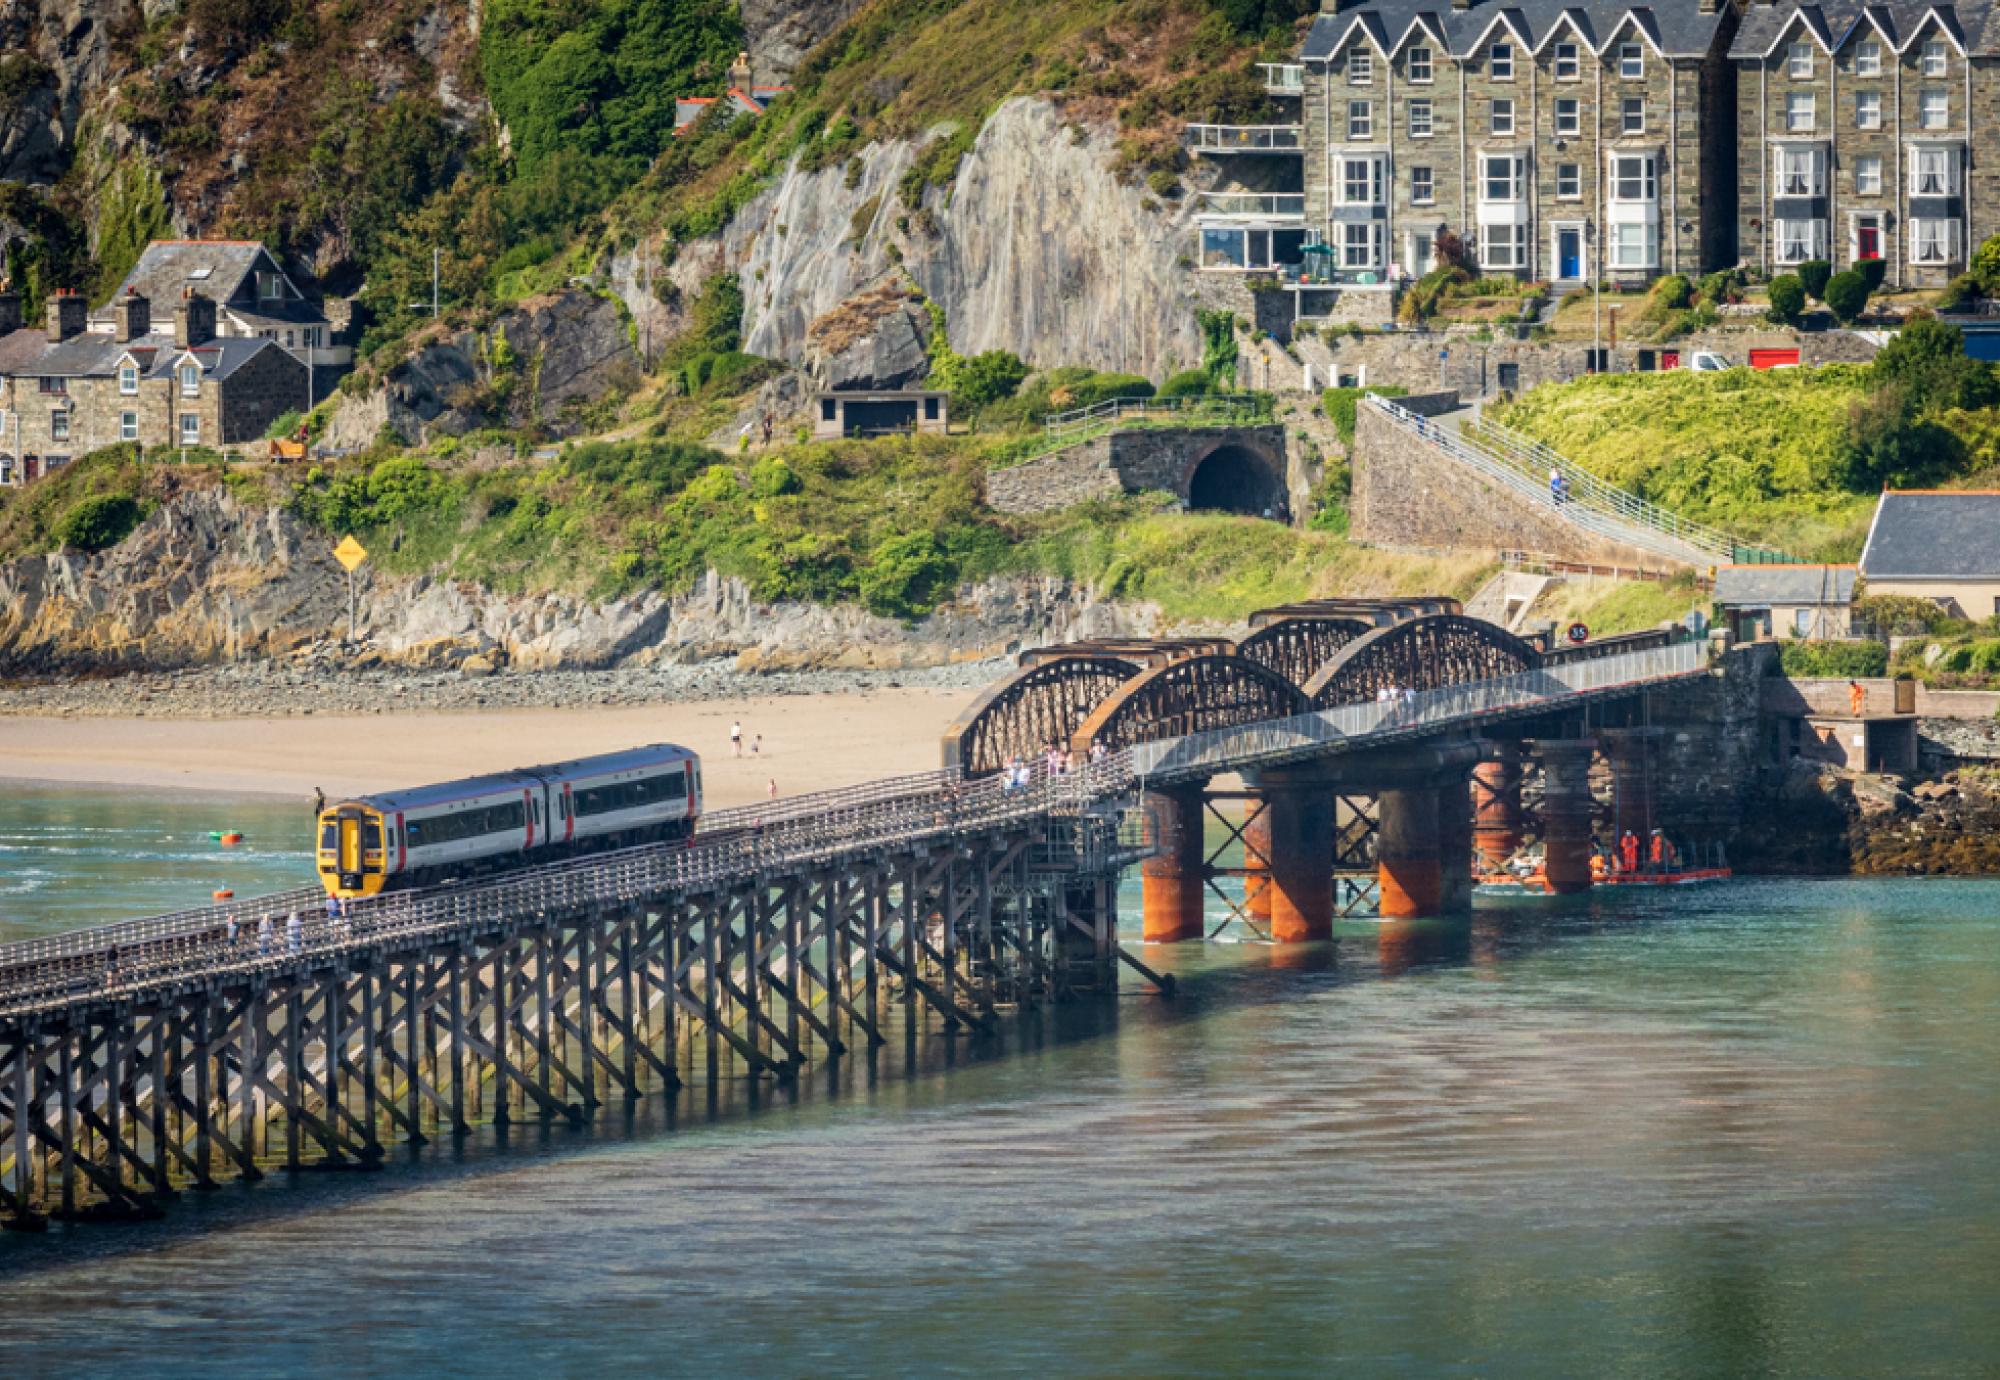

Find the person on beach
[[752, 734, 761, 756], [731, 721, 743, 757], [313, 786, 325, 818], [767, 778, 778, 800]]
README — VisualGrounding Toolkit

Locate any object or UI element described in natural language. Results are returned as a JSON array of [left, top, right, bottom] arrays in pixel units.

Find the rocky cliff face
[[667, 97, 1212, 383], [323, 290, 641, 448], [0, 488, 1153, 671]]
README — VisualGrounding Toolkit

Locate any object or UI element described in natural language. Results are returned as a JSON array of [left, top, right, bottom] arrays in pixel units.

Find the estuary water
[[2, 786, 1999, 1377]]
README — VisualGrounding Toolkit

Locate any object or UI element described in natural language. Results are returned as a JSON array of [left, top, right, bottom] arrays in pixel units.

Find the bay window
[[1340, 222, 1385, 269], [1774, 218, 1825, 264], [1610, 154, 1657, 203], [1340, 156, 1385, 205], [1776, 145, 1824, 196], [1609, 222, 1657, 269], [1481, 224, 1528, 270], [1911, 218, 1959, 265], [1481, 155, 1525, 203]]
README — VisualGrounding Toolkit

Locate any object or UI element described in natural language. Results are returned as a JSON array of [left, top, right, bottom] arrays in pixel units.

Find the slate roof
[[1860, 490, 2000, 579], [1713, 564, 1857, 606], [94, 240, 325, 329], [1729, 1, 1994, 60], [0, 327, 47, 378], [5, 332, 294, 382], [1303, 0, 1732, 60]]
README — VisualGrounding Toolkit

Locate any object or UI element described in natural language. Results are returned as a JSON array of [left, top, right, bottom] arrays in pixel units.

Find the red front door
[[1857, 225, 1881, 260]]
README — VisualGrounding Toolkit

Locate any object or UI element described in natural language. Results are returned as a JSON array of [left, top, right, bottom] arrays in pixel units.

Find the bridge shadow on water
[[0, 890, 1687, 1276]]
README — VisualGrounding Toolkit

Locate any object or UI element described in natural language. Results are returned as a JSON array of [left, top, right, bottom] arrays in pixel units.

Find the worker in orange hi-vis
[[1849, 680, 1866, 717]]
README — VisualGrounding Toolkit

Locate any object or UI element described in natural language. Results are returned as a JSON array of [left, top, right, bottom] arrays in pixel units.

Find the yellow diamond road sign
[[333, 535, 369, 572]]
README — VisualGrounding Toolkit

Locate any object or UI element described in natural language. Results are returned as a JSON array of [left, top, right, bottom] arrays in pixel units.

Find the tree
[[1873, 311, 2000, 413], [1831, 384, 1963, 490], [1158, 369, 1212, 398], [1824, 270, 1871, 324], [1766, 274, 1806, 325], [1798, 259, 1833, 302], [949, 350, 1029, 411], [1855, 257, 1888, 293]]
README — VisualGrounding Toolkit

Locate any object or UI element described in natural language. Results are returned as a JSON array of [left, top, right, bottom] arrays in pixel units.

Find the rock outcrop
[[804, 282, 932, 390], [0, 489, 1154, 671], [741, 0, 862, 81], [324, 290, 641, 448]]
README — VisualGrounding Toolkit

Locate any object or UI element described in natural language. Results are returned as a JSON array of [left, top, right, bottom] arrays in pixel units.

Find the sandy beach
[[0, 686, 975, 807]]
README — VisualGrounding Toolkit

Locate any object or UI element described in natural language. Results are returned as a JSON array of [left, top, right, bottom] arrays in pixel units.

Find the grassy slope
[[1491, 368, 1879, 559]]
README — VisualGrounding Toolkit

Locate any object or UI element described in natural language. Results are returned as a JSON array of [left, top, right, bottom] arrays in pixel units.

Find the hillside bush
[[54, 494, 143, 551], [1823, 270, 1870, 324], [1653, 274, 1692, 310], [1767, 275, 1806, 324], [856, 531, 954, 619], [1797, 259, 1833, 301], [1158, 369, 1212, 399], [1779, 639, 1888, 677], [1856, 257, 1888, 293], [1322, 385, 1409, 448]]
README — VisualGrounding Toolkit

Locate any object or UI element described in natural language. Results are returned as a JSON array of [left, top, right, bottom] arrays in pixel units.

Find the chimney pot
[[115, 290, 151, 342], [45, 291, 87, 343]]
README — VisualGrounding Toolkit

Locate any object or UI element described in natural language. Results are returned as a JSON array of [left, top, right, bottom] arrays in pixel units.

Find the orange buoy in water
[[220, 832, 244, 846], [213, 889, 234, 900]]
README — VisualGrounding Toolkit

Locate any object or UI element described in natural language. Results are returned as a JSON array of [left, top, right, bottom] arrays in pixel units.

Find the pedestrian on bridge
[[286, 911, 303, 957], [258, 915, 273, 956], [225, 915, 239, 950]]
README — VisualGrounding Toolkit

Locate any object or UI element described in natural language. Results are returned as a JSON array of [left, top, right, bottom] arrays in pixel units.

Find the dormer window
[[258, 272, 284, 302], [1788, 42, 1813, 79], [1922, 39, 1948, 76], [1554, 42, 1579, 81], [1619, 43, 1644, 79], [119, 363, 138, 395], [1490, 42, 1513, 80], [1856, 41, 1882, 77], [179, 363, 201, 397]]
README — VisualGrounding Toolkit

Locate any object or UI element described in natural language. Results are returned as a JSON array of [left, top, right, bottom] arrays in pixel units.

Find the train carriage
[[317, 744, 701, 899]]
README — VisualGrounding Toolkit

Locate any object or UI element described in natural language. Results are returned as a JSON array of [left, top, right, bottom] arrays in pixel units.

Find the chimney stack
[[1699, 0, 1718, 13], [115, 287, 151, 342], [175, 287, 216, 348], [729, 49, 753, 89], [45, 290, 86, 343], [0, 282, 19, 336]]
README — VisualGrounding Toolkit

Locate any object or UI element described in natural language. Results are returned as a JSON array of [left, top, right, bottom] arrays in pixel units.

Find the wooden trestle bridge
[[0, 602, 1708, 1229]]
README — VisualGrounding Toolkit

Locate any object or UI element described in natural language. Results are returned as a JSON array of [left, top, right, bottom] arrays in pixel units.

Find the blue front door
[[1558, 229, 1582, 280]]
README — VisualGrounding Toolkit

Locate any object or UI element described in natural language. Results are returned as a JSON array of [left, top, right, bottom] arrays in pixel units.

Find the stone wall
[[218, 343, 310, 445], [985, 440, 1121, 515], [1648, 642, 1776, 847], [986, 424, 1291, 517], [1349, 401, 1688, 571]]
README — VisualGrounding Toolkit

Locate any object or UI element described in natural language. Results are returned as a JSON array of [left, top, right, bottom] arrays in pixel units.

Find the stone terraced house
[[0, 286, 307, 484], [1732, 0, 1997, 288]]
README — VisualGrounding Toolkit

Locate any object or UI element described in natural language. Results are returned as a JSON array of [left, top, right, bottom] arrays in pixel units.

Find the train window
[[363, 821, 382, 852], [532, 797, 542, 826], [319, 824, 337, 851]]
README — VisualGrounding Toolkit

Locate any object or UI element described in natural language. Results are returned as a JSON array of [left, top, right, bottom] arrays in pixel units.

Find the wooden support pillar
[[1536, 737, 1598, 895], [1471, 740, 1525, 872], [1140, 779, 1208, 943]]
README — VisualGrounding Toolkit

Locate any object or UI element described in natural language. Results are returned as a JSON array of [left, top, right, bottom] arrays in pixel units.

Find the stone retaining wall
[[987, 424, 1291, 517]]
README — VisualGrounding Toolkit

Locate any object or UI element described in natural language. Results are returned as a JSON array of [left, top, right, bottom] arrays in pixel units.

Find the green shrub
[[702, 350, 775, 394], [54, 493, 143, 552], [857, 530, 955, 619], [1855, 258, 1888, 293], [1778, 639, 1888, 677], [1158, 369, 1212, 399], [945, 350, 1029, 412], [1322, 385, 1408, 448], [749, 456, 801, 497], [1653, 274, 1692, 310], [1936, 274, 1979, 312], [1798, 259, 1833, 302], [1767, 275, 1806, 324], [1824, 270, 1870, 324]]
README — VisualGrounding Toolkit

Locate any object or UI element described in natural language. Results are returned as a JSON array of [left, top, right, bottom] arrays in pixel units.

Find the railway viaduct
[[0, 603, 1741, 1228]]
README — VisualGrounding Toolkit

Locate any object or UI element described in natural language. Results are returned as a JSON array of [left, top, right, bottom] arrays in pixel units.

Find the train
[[316, 744, 702, 900]]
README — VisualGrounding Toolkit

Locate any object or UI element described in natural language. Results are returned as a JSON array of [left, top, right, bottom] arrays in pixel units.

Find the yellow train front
[[317, 744, 703, 900]]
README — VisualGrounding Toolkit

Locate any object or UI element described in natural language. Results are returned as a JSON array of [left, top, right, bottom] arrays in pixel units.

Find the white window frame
[[1491, 97, 1515, 136], [1349, 49, 1374, 85], [1408, 98, 1433, 138], [1788, 41, 1814, 79], [1340, 221, 1385, 269], [1411, 165, 1435, 205], [120, 412, 138, 442], [179, 413, 200, 445], [1609, 221, 1658, 270], [1786, 92, 1816, 132], [1856, 42, 1882, 77], [1340, 156, 1386, 206], [1856, 90, 1882, 129], [1775, 218, 1826, 264], [1490, 42, 1514, 81], [1855, 154, 1883, 196], [1619, 43, 1644, 79], [1776, 145, 1825, 196], [1407, 46, 1433, 84], [1910, 145, 1956, 196], [50, 411, 68, 443], [1922, 39, 1948, 77], [1610, 153, 1657, 203], [1918, 89, 1948, 130], [179, 364, 201, 398], [1556, 162, 1582, 199], [1482, 223, 1529, 270], [1347, 100, 1373, 140], [1480, 154, 1525, 203], [1910, 217, 1959, 265], [118, 364, 138, 395], [1621, 97, 1645, 134], [1555, 98, 1580, 136], [1554, 42, 1579, 81]]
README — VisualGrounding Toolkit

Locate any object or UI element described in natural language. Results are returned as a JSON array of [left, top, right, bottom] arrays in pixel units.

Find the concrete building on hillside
[[0, 285, 307, 484], [1730, 1, 1995, 289], [1859, 489, 2000, 617]]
